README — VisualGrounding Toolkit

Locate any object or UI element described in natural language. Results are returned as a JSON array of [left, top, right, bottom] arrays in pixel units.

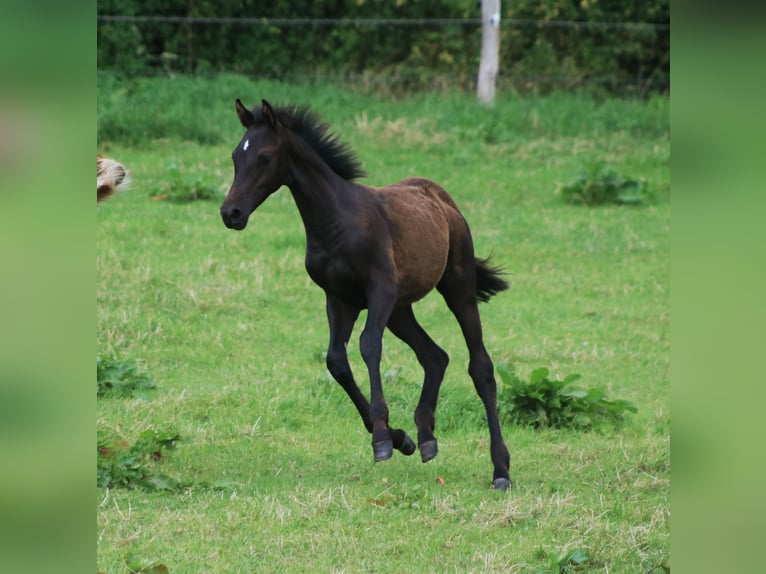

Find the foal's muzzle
[[220, 205, 247, 230]]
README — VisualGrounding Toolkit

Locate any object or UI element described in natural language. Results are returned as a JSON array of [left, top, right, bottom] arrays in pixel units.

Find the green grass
[[97, 76, 669, 573]]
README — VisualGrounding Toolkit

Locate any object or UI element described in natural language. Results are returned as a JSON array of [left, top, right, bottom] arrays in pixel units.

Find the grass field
[[97, 76, 669, 573]]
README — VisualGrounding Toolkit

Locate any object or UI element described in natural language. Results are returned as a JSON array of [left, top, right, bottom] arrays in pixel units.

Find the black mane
[[254, 104, 366, 181]]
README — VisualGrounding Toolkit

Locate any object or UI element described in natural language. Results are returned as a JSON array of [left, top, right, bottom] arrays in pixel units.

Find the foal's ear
[[235, 98, 255, 128], [261, 99, 281, 130]]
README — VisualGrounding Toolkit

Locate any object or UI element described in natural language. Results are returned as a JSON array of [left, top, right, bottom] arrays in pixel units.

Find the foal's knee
[[432, 347, 450, 378], [326, 349, 351, 381], [359, 328, 383, 366]]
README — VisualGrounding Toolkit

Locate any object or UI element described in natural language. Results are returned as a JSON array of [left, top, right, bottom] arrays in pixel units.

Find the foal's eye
[[257, 154, 272, 166]]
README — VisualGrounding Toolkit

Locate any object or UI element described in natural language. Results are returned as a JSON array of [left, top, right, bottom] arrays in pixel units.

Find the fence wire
[[97, 15, 669, 32], [97, 14, 669, 94]]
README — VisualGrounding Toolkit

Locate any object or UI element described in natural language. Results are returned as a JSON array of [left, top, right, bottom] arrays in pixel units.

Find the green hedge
[[97, 0, 669, 96]]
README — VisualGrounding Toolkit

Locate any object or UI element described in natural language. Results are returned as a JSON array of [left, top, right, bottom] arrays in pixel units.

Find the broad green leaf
[[609, 399, 638, 413], [563, 373, 582, 384], [563, 388, 588, 399], [564, 548, 590, 564], [126, 553, 170, 573], [530, 367, 549, 385], [586, 388, 606, 402]]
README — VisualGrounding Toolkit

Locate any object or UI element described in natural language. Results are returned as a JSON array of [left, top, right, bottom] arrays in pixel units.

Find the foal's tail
[[475, 257, 509, 303]]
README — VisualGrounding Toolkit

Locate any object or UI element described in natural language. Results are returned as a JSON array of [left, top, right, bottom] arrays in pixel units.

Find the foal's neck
[[285, 138, 357, 241]]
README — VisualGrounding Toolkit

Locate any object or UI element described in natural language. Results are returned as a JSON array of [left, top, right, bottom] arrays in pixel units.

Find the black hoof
[[419, 439, 438, 463], [493, 477, 512, 491], [398, 434, 416, 456], [373, 440, 393, 462]]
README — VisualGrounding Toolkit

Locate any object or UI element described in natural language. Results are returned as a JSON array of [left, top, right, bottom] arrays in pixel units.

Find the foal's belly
[[393, 248, 448, 304], [304, 242, 446, 310], [388, 210, 450, 304]]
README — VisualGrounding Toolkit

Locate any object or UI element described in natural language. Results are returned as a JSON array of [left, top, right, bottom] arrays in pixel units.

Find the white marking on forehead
[[243, 139, 250, 151]]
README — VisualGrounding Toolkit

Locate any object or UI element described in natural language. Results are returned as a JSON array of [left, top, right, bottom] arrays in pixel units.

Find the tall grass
[[98, 72, 669, 147], [97, 75, 669, 573]]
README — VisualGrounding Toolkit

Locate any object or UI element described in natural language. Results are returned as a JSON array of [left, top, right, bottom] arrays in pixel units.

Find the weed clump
[[496, 362, 636, 430], [151, 161, 224, 202], [559, 161, 651, 206], [97, 355, 156, 399], [97, 427, 182, 491]]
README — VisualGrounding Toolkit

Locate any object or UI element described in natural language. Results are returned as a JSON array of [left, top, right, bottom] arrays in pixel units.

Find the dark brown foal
[[220, 99, 511, 489]]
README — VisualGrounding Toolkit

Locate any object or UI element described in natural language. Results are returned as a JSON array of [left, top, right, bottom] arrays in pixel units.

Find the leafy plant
[[152, 162, 224, 202], [496, 362, 637, 430], [97, 355, 157, 399], [97, 427, 182, 491], [125, 553, 170, 574], [560, 161, 651, 206], [535, 548, 591, 573]]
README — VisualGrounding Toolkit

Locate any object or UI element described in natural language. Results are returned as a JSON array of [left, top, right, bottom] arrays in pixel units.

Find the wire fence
[[97, 15, 670, 95], [97, 15, 669, 32]]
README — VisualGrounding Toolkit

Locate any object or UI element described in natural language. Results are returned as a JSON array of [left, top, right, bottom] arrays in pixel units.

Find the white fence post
[[477, 0, 501, 105]]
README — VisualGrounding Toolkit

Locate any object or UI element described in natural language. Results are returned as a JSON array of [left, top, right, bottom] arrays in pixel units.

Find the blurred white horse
[[97, 154, 128, 202]]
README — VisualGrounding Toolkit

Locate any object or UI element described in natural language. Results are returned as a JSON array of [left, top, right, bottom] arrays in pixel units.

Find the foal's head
[[220, 99, 290, 230], [221, 99, 365, 230]]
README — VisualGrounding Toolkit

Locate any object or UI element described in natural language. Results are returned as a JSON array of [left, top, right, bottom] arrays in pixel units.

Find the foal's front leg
[[326, 294, 414, 460], [359, 284, 410, 462]]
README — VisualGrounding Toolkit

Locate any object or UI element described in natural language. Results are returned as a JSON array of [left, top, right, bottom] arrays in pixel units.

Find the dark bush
[[97, 0, 668, 96]]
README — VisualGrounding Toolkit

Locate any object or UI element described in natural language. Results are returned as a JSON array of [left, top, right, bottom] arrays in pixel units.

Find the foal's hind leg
[[325, 295, 415, 458], [387, 305, 449, 463], [438, 284, 512, 490]]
